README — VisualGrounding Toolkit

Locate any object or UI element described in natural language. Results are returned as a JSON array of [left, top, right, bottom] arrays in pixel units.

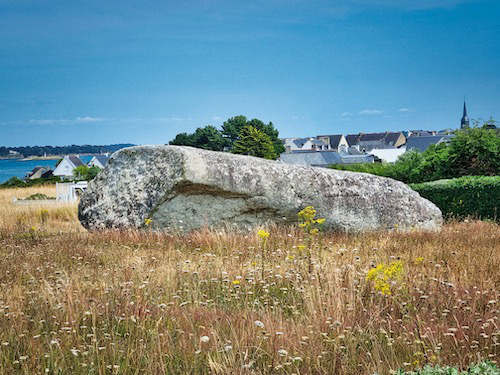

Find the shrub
[[0, 176, 61, 189], [73, 165, 101, 181], [444, 127, 500, 177], [410, 176, 500, 221], [23, 193, 55, 200], [0, 176, 27, 188], [329, 162, 394, 177]]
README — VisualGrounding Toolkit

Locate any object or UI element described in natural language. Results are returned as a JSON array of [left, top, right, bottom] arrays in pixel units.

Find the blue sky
[[0, 0, 499, 146]]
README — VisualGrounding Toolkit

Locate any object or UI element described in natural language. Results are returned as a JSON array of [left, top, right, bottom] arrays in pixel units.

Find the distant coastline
[[0, 144, 134, 183], [0, 156, 20, 160], [0, 144, 135, 160], [20, 155, 62, 161]]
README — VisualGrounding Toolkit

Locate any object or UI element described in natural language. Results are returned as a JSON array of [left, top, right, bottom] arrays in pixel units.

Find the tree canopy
[[73, 165, 101, 181], [169, 116, 284, 159], [231, 126, 277, 160], [169, 125, 226, 151]]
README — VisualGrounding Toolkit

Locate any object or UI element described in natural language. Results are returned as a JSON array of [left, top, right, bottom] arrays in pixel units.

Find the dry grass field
[[0, 186, 498, 374]]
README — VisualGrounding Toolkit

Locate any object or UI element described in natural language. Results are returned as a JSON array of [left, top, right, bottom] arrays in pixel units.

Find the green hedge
[[410, 176, 500, 221], [330, 162, 394, 177]]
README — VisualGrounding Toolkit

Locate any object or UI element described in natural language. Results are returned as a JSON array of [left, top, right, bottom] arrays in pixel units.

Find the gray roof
[[346, 134, 360, 146], [346, 132, 403, 148], [405, 135, 453, 152], [93, 155, 109, 166], [317, 134, 343, 148], [409, 130, 435, 136], [68, 155, 85, 167], [340, 154, 376, 164], [30, 166, 45, 174], [346, 146, 364, 155], [384, 132, 403, 145], [280, 151, 374, 167], [359, 132, 386, 142], [292, 138, 309, 147]]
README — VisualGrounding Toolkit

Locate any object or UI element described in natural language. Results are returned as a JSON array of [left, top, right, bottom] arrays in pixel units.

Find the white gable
[[88, 157, 104, 169], [53, 157, 76, 177], [369, 147, 407, 163]]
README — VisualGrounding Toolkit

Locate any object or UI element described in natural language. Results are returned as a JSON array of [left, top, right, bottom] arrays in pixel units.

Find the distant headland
[[0, 144, 135, 160]]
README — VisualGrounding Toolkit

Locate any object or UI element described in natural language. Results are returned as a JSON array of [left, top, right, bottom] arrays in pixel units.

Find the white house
[[369, 147, 407, 163], [53, 155, 85, 179], [88, 155, 109, 169], [283, 137, 331, 153], [316, 134, 349, 152]]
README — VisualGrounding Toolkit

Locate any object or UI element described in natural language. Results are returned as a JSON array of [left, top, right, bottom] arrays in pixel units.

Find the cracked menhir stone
[[78, 145, 443, 232]]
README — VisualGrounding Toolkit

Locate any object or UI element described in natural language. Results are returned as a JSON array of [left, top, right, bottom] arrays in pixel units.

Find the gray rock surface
[[78, 145, 442, 232]]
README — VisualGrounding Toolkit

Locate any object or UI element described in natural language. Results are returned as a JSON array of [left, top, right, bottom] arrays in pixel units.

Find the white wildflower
[[277, 349, 288, 357], [200, 335, 210, 343]]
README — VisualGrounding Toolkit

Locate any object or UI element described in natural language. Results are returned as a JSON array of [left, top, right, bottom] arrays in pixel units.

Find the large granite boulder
[[78, 145, 442, 232]]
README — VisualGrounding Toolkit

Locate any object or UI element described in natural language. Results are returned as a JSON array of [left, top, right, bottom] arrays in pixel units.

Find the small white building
[[53, 155, 85, 179], [56, 181, 88, 202], [88, 155, 109, 169], [369, 147, 407, 163], [283, 137, 330, 153], [316, 134, 349, 152]]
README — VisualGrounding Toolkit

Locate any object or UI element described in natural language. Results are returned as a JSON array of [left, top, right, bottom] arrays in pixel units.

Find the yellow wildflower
[[298, 206, 316, 222], [144, 218, 153, 226], [232, 280, 240, 285], [257, 229, 270, 239], [366, 261, 404, 296]]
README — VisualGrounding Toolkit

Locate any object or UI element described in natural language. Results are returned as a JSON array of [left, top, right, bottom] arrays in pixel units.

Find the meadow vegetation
[[0, 187, 498, 374]]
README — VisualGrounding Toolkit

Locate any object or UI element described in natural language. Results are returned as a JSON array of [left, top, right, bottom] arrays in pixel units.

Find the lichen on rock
[[78, 145, 442, 232]]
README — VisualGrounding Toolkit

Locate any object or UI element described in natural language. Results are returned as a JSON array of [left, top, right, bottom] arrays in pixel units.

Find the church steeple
[[461, 101, 470, 129]]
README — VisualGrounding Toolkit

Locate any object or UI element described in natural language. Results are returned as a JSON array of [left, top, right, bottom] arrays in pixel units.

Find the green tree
[[87, 166, 101, 180], [169, 126, 225, 151], [246, 118, 285, 155], [192, 125, 225, 151], [73, 165, 101, 181], [169, 132, 196, 147], [221, 115, 248, 146], [231, 126, 277, 159], [416, 143, 450, 182], [443, 127, 499, 177], [73, 165, 89, 180], [221, 115, 285, 155], [389, 150, 425, 183]]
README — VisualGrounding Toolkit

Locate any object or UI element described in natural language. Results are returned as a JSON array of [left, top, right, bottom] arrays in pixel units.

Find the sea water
[[0, 156, 93, 183]]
